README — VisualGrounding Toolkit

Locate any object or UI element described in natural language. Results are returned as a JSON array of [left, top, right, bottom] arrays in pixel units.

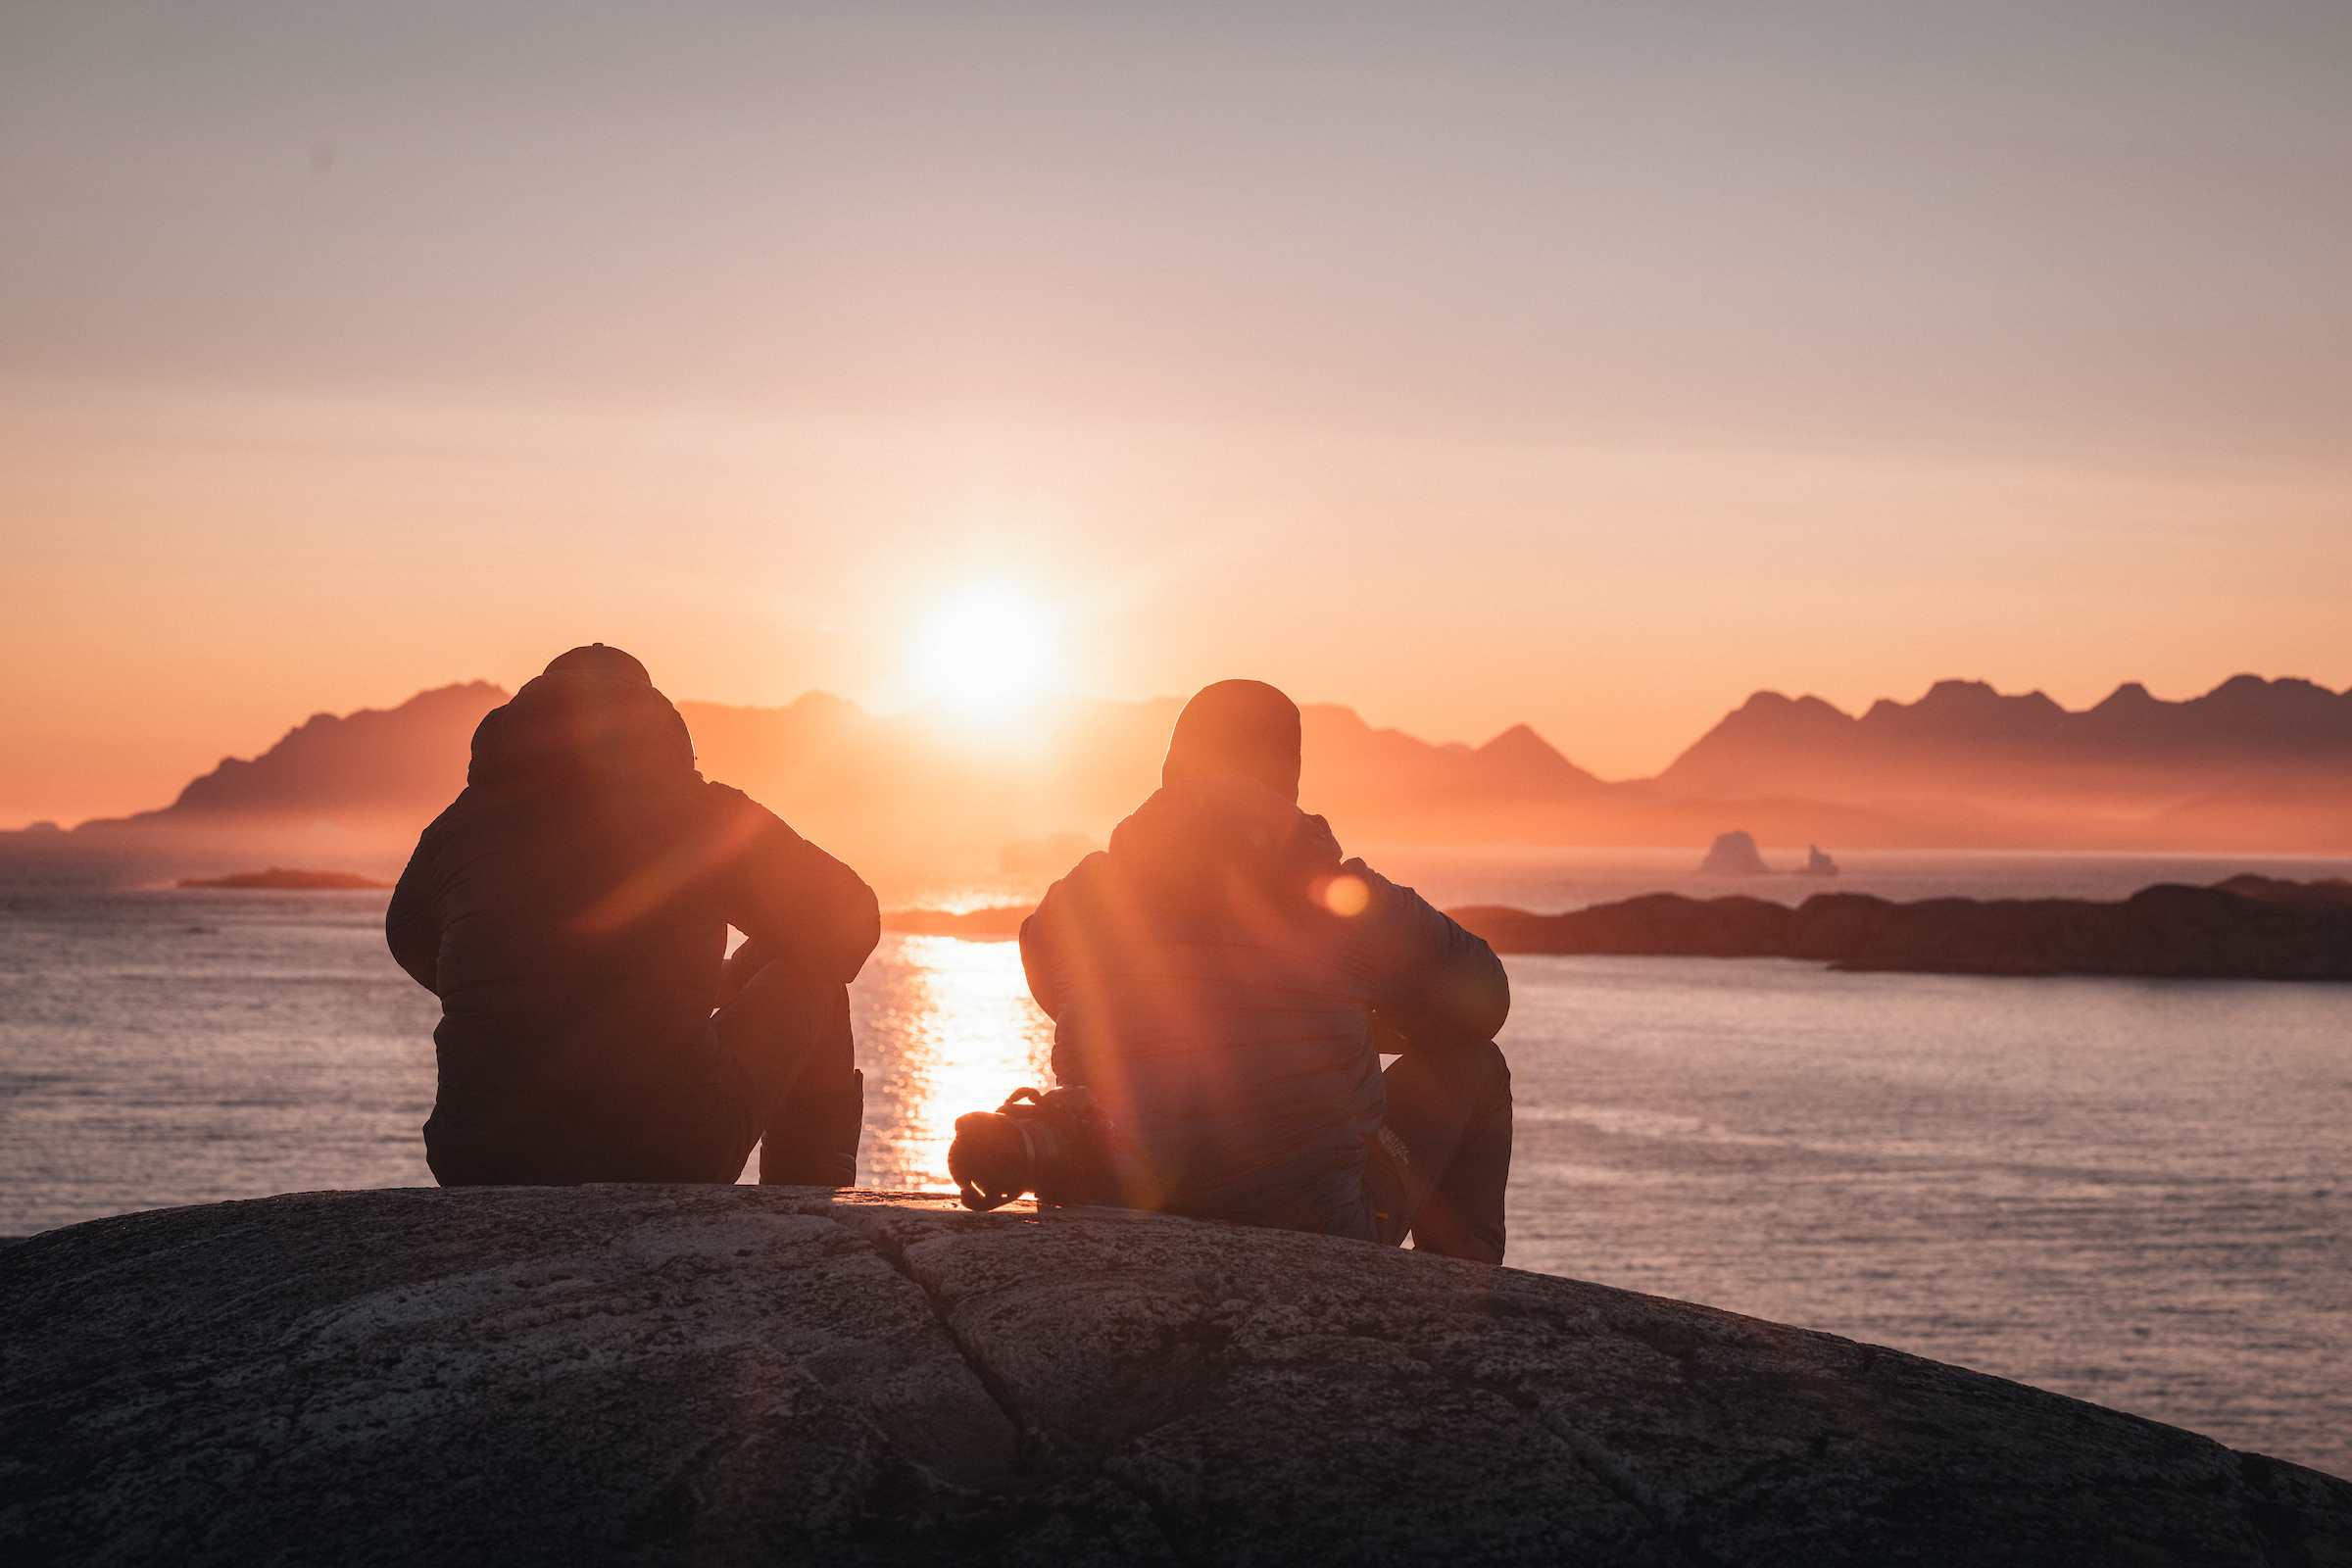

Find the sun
[[915, 587, 1056, 713]]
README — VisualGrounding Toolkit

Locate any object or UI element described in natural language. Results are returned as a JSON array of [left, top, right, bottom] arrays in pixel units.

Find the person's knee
[[727, 956, 832, 1009], [1399, 1034, 1509, 1104], [760, 1066, 864, 1187], [714, 961, 844, 1054], [1456, 1035, 1509, 1089]]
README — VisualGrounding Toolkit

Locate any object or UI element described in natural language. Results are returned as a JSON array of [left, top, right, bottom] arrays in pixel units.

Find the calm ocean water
[[2, 847, 2346, 1475]]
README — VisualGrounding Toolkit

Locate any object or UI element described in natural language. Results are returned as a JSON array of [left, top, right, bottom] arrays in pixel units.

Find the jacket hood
[[1105, 775, 1343, 905], [466, 670, 697, 790]]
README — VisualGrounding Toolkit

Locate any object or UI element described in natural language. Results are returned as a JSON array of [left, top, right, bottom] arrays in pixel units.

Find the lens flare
[[1318, 874, 1371, 916]]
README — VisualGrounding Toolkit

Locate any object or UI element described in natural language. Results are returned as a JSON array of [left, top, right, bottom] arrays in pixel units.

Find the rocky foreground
[[4, 1188, 2348, 1566], [1451, 876, 2352, 979]]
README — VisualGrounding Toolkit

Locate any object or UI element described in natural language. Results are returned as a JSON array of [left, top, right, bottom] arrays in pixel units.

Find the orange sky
[[5, 2, 2349, 826]]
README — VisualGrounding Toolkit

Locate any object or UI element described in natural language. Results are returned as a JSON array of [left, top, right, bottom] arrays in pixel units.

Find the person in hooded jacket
[[1017, 679, 1514, 1261], [386, 644, 878, 1187]]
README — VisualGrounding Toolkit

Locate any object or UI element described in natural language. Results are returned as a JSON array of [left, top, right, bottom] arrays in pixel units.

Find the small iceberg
[[1697, 830, 1771, 876]]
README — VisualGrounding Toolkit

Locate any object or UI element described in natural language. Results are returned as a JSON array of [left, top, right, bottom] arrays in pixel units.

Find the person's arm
[[384, 831, 443, 994], [1018, 886, 1066, 1021], [712, 786, 880, 984], [1348, 858, 1510, 1049]]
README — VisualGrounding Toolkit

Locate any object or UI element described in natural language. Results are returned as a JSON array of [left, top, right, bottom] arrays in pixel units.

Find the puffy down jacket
[[1018, 774, 1508, 1239], [385, 668, 877, 1183]]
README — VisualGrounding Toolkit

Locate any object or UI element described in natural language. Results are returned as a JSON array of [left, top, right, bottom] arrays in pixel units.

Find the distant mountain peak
[[2202, 673, 2340, 710], [1477, 722, 1559, 759], [2092, 682, 2159, 711], [1867, 681, 2066, 730], [1299, 706, 1602, 800], [1474, 723, 1602, 790]]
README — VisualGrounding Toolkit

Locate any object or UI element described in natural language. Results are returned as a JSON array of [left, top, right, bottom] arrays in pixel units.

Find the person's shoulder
[[1041, 849, 1114, 895], [1030, 850, 1122, 919], [634, 777, 785, 855], [695, 778, 752, 809], [418, 788, 475, 834], [414, 784, 514, 845], [1333, 855, 1446, 925], [691, 778, 793, 829]]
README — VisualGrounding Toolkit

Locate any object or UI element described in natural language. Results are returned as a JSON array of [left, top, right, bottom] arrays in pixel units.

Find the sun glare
[[916, 588, 1055, 713]]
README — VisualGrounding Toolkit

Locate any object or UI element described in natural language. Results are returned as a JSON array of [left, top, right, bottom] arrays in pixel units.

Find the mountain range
[[21, 672, 2351, 875], [1659, 676, 2352, 806]]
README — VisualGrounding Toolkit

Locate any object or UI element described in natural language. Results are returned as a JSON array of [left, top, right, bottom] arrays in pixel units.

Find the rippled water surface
[[1501, 955, 2349, 1478], [2, 855, 2346, 1475]]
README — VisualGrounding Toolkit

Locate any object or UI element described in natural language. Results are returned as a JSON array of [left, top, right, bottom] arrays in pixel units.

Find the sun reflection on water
[[844, 934, 1056, 1193]]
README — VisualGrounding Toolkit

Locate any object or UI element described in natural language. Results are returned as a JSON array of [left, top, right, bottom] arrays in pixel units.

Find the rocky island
[[3, 1186, 2347, 1564], [1695, 829, 1772, 875], [1450, 876, 2352, 979]]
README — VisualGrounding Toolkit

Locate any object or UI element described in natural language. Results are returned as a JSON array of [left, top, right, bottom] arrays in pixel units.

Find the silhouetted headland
[[6, 1186, 2346, 1564], [1448, 877, 2352, 979], [878, 904, 1032, 937], [174, 867, 393, 890]]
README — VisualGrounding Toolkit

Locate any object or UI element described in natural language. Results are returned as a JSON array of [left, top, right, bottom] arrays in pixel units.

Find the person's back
[[387, 644, 878, 1186], [1018, 680, 1513, 1257]]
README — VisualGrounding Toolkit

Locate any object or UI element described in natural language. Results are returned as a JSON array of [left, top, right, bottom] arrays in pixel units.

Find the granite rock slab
[[3, 1186, 2346, 1566]]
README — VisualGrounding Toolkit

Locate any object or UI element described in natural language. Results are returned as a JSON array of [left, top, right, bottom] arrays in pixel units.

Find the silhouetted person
[[386, 644, 877, 1186], [1018, 680, 1514, 1261]]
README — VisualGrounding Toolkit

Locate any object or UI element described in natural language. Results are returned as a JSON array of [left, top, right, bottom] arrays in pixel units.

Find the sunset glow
[[914, 588, 1057, 716], [853, 935, 1055, 1194], [0, 2, 2347, 834]]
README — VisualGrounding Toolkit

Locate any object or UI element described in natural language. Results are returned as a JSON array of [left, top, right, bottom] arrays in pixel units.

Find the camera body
[[949, 1085, 1160, 1211]]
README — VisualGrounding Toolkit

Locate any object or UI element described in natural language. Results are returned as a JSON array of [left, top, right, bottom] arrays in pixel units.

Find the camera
[[949, 1085, 1145, 1211]]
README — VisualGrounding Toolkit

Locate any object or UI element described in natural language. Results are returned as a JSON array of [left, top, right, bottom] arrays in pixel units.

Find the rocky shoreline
[[1449, 876, 2352, 978], [4, 1186, 2348, 1564]]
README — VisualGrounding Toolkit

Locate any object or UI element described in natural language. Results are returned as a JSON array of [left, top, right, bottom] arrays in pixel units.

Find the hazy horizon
[[7, 1, 2348, 824], [11, 663, 2352, 833]]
